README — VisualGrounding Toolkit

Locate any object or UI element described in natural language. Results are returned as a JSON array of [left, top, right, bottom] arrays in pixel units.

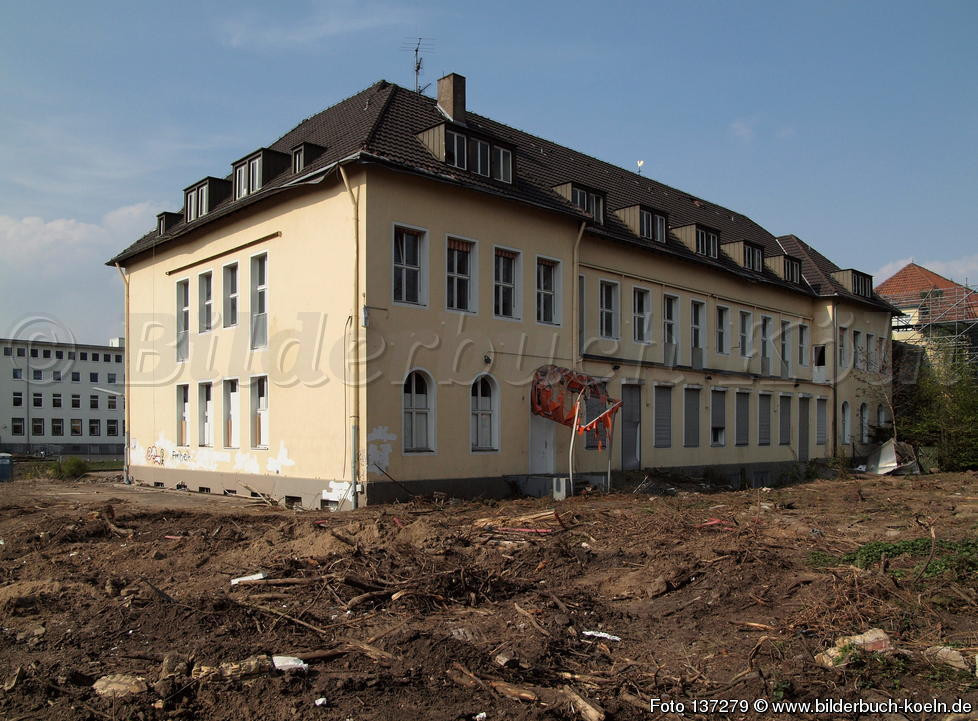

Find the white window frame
[[176, 278, 190, 362], [760, 315, 772, 360], [250, 252, 268, 349], [234, 164, 248, 199], [572, 187, 604, 224], [473, 139, 490, 176], [690, 300, 705, 350], [663, 294, 679, 346], [198, 381, 214, 448], [598, 280, 619, 339], [492, 245, 522, 320], [798, 324, 810, 367], [841, 400, 851, 444], [223, 262, 238, 328], [185, 188, 198, 222], [785, 258, 801, 284], [198, 271, 213, 333], [632, 286, 652, 344], [853, 329, 863, 369], [716, 305, 730, 355], [251, 375, 269, 449], [492, 146, 512, 183], [445, 129, 467, 169], [745, 244, 763, 271], [223, 378, 240, 449], [248, 156, 262, 193], [838, 327, 848, 368], [696, 228, 718, 257], [403, 369, 436, 454], [535, 255, 561, 326], [780, 320, 791, 374], [445, 235, 477, 314], [739, 310, 753, 357], [470, 374, 499, 452], [393, 224, 428, 307]]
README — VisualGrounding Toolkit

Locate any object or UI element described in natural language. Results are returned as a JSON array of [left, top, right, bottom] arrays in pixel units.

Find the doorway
[[529, 413, 555, 474]]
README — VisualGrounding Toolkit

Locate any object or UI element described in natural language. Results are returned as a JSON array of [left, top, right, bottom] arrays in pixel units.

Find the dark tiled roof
[[108, 79, 883, 310]]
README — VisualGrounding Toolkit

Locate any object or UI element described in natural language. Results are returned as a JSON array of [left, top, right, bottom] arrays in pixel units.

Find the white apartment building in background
[[1, 338, 125, 456]]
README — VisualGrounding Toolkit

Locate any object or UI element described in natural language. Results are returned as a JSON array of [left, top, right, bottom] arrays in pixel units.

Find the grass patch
[[842, 537, 978, 580]]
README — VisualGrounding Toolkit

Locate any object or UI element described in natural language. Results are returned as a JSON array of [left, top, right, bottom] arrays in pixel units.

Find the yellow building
[[108, 74, 894, 509]]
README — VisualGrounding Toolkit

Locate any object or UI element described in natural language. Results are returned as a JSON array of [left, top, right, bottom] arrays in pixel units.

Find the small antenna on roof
[[636, 160, 645, 175], [400, 37, 435, 94]]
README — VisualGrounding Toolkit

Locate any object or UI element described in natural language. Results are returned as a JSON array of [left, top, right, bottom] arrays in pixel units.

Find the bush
[[54, 457, 90, 479]]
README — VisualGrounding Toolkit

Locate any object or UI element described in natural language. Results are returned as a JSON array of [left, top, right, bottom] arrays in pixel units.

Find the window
[[446, 238, 473, 312], [1, 347, 8, 356], [51, 371, 60, 382], [52, 393, 62, 408], [758, 394, 771, 446], [51, 418, 64, 436], [695, 228, 718, 257], [572, 187, 604, 224], [760, 316, 771, 362], [779, 396, 791, 445], [494, 248, 520, 318], [33, 370, 42, 381], [683, 387, 700, 447], [198, 383, 213, 447], [12, 368, 21, 380], [633, 288, 651, 343], [33, 392, 42, 408], [248, 156, 262, 193], [813, 344, 826, 368], [70, 418, 82, 436], [740, 310, 754, 358], [877, 404, 887, 428], [639, 209, 667, 242], [251, 253, 268, 348], [393, 228, 424, 306], [42, 349, 50, 359], [690, 301, 704, 350], [663, 295, 677, 345], [853, 330, 862, 369], [177, 385, 189, 446], [841, 401, 851, 444], [90, 372, 98, 383], [711, 390, 726, 446], [89, 419, 101, 437], [32, 418, 44, 436], [838, 328, 847, 368], [80, 352, 87, 360], [222, 263, 238, 327], [12, 392, 22, 407], [816, 398, 827, 445], [224, 379, 240, 448], [31, 348, 38, 358], [798, 325, 809, 367], [654, 385, 672, 448], [735, 392, 749, 446], [108, 372, 116, 384], [107, 419, 119, 436], [866, 333, 875, 371], [90, 394, 98, 409], [785, 258, 801, 284], [446, 129, 467, 169], [473, 140, 490, 176], [536, 258, 559, 324], [852, 272, 872, 298], [71, 371, 80, 382], [177, 280, 189, 361], [859, 402, 869, 443], [780, 321, 790, 373], [55, 350, 63, 359], [235, 164, 247, 199], [198, 272, 213, 332], [185, 184, 208, 222], [403, 371, 433, 452], [292, 146, 304, 173], [11, 418, 24, 436], [107, 395, 116, 410], [251, 376, 268, 448], [471, 376, 498, 451], [584, 395, 606, 450], [598, 281, 619, 339], [71, 394, 80, 409], [716, 307, 729, 354], [492, 146, 512, 183], [744, 244, 763, 271], [115, 354, 122, 363]]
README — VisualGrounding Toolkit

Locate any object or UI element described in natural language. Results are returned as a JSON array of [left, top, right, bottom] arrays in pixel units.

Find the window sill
[[404, 449, 436, 455], [471, 447, 499, 453], [393, 300, 428, 309], [493, 314, 522, 322], [536, 320, 561, 327]]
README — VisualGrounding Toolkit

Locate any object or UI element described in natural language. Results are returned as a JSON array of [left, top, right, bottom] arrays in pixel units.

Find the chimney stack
[[437, 73, 466, 123]]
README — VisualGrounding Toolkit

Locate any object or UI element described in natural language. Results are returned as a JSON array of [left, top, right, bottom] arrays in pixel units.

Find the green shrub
[[54, 457, 90, 479]]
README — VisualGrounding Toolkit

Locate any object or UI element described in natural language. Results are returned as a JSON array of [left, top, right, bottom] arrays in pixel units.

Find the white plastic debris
[[272, 655, 309, 672], [314, 697, 329, 706], [474, 713, 487, 720], [230, 572, 267, 586], [582, 630, 621, 642]]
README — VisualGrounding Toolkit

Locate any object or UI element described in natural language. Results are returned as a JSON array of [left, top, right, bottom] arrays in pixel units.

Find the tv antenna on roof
[[636, 160, 645, 175], [400, 37, 435, 94]]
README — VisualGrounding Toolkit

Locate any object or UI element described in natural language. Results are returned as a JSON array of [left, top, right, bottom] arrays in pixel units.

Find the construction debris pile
[[1, 472, 977, 720]]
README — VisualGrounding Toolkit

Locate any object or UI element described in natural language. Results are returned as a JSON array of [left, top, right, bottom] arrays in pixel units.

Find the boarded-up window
[[684, 387, 700, 448], [758, 394, 771, 446], [735, 392, 749, 446], [710, 390, 726, 446], [816, 398, 827, 445], [654, 386, 672, 448], [779, 395, 791, 445]]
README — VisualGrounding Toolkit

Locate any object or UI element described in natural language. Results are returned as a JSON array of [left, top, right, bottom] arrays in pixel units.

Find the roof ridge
[[362, 82, 399, 150]]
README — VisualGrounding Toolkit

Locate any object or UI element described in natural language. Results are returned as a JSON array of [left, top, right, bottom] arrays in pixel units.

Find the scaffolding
[[886, 281, 978, 365]]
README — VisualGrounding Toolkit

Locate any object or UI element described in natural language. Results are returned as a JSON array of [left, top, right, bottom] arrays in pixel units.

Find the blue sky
[[1, 0, 976, 342]]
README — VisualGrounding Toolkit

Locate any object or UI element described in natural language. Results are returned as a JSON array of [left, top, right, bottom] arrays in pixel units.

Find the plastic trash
[[314, 697, 329, 706], [230, 572, 267, 586], [272, 655, 309, 672], [582, 630, 621, 642]]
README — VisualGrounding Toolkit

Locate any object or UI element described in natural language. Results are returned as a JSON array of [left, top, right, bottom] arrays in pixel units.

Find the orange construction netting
[[530, 364, 622, 450]]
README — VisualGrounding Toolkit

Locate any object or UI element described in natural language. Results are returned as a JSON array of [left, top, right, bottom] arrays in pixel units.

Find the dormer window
[[446, 129, 467, 169], [785, 258, 801, 284], [572, 186, 604, 224], [473, 140, 490, 176], [185, 184, 209, 222], [696, 228, 718, 258], [639, 209, 667, 242], [234, 155, 263, 199], [744, 243, 763, 271], [492, 147, 512, 183], [292, 147, 304, 173], [853, 272, 872, 297], [158, 217, 165, 235]]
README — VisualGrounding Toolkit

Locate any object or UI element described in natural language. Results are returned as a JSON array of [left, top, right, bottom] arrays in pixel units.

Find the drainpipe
[[831, 299, 838, 458], [571, 221, 586, 369], [114, 263, 131, 482], [339, 165, 361, 510]]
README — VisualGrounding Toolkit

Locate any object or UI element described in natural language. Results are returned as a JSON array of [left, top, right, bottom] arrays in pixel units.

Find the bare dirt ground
[[1, 471, 977, 720]]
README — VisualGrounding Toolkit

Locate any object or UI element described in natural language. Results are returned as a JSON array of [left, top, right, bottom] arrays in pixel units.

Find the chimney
[[437, 73, 466, 123]]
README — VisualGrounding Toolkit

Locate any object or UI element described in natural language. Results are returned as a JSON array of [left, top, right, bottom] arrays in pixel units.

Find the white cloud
[[219, 1, 415, 49], [730, 118, 755, 142], [0, 202, 157, 343], [876, 253, 978, 286]]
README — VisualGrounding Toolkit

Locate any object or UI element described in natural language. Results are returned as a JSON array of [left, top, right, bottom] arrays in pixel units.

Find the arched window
[[877, 404, 886, 428], [403, 371, 433, 452], [471, 375, 498, 451], [841, 401, 851, 444], [859, 403, 869, 444]]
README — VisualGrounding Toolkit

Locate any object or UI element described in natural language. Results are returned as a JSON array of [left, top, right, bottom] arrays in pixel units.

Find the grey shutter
[[758, 394, 771, 445], [816, 398, 827, 444], [735, 392, 749, 446], [654, 386, 671, 448], [779, 395, 791, 445], [711, 390, 725, 428], [684, 388, 700, 447]]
